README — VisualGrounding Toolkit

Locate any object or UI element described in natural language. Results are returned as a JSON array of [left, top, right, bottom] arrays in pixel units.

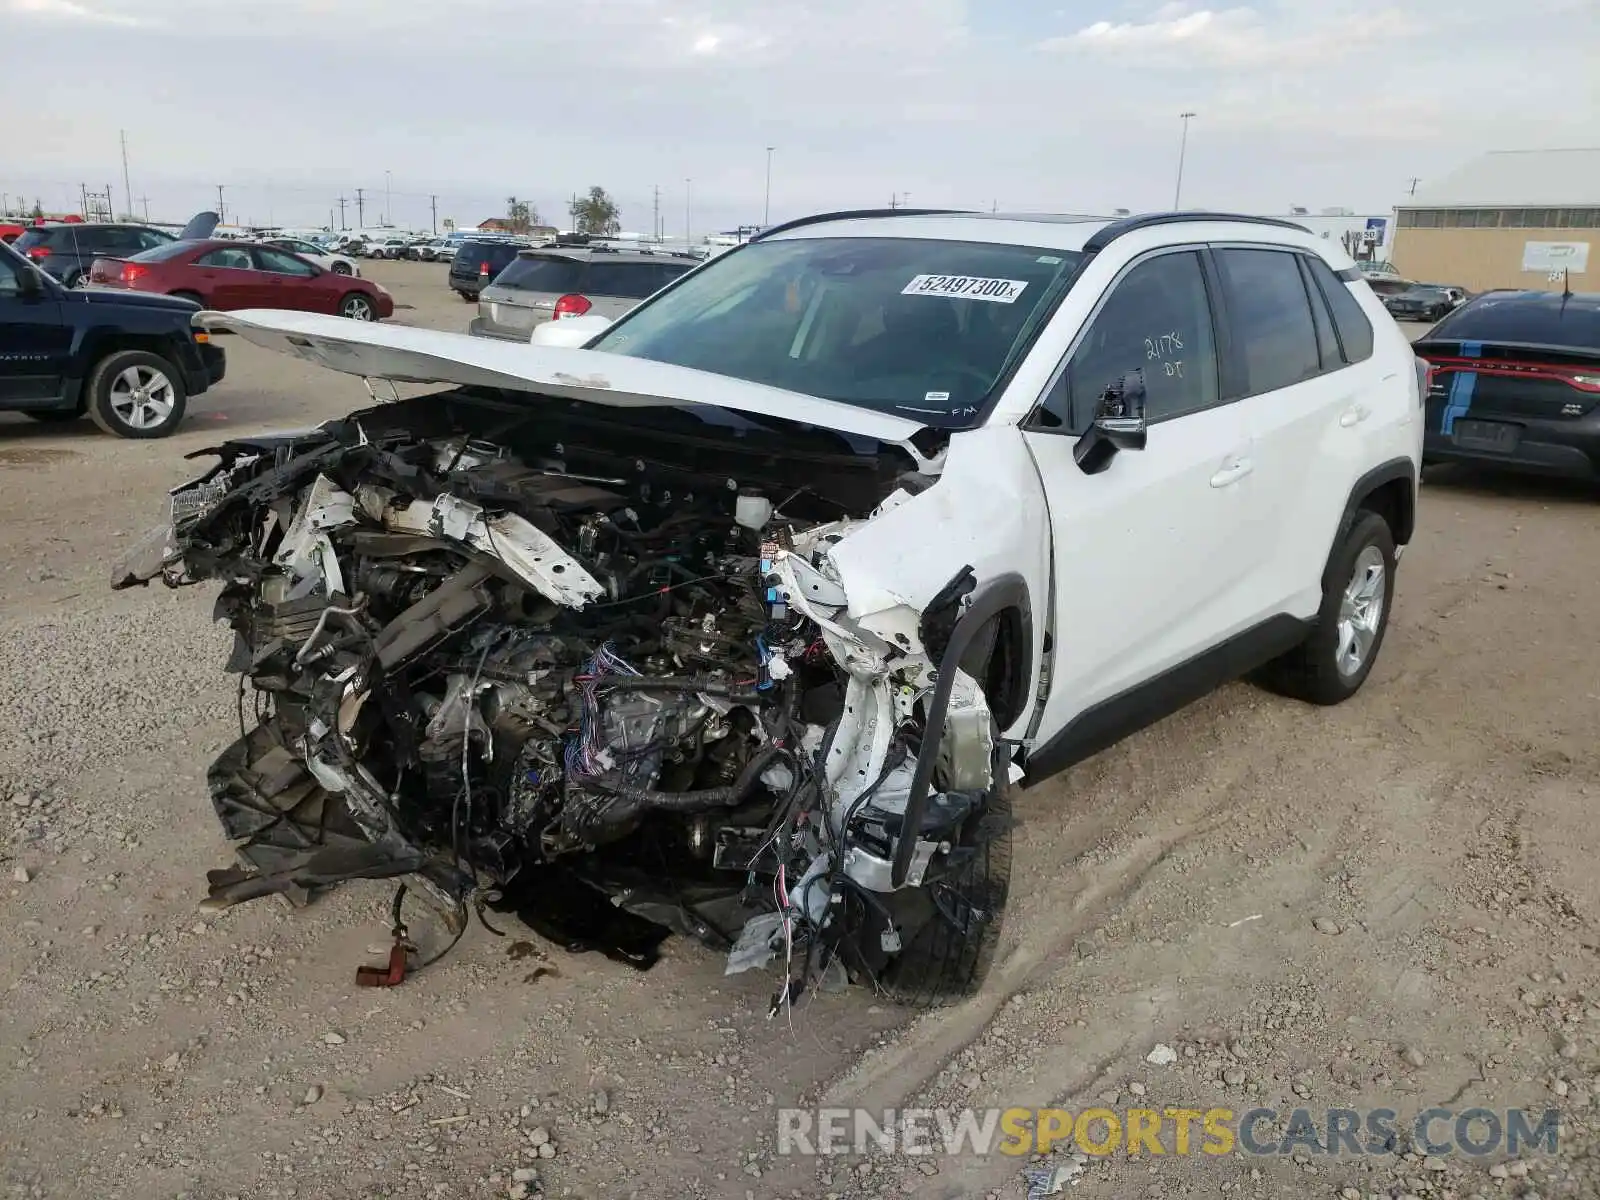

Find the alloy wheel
[[109, 364, 176, 431], [1335, 545, 1386, 678]]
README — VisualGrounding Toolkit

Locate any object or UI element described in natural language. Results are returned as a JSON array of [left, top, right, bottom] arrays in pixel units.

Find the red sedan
[[88, 239, 393, 321]]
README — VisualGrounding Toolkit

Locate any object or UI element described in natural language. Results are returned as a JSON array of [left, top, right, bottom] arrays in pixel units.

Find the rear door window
[[586, 261, 665, 299], [1214, 248, 1323, 396], [1303, 256, 1374, 364], [198, 247, 255, 270], [493, 255, 585, 294]]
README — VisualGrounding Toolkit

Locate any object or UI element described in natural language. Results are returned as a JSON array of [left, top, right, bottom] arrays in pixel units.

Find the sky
[[3, 0, 1596, 236]]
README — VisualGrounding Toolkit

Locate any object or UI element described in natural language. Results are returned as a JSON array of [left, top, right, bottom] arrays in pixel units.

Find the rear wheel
[[1260, 510, 1396, 705], [339, 293, 377, 321], [86, 349, 187, 439], [63, 269, 85, 288], [170, 290, 203, 307]]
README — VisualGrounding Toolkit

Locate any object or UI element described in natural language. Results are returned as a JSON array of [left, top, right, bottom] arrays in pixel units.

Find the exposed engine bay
[[114, 388, 1011, 1006]]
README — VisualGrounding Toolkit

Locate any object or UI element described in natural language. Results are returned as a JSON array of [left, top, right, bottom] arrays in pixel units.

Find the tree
[[505, 196, 539, 234], [570, 187, 620, 237]]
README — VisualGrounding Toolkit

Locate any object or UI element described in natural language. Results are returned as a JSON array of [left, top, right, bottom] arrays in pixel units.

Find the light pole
[[685, 178, 692, 248], [1173, 112, 1196, 209], [763, 146, 775, 227]]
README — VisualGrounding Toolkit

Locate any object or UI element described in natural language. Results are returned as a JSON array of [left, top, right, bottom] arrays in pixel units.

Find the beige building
[[1391, 148, 1599, 292]]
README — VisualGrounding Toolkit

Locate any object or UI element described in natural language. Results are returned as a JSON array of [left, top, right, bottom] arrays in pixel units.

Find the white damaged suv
[[116, 210, 1423, 1005]]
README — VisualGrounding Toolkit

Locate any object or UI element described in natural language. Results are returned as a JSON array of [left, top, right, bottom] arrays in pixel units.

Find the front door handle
[[1209, 457, 1254, 488], [1339, 404, 1371, 428]]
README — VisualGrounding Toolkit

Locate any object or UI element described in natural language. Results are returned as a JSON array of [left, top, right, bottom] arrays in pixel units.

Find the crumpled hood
[[194, 309, 927, 446]]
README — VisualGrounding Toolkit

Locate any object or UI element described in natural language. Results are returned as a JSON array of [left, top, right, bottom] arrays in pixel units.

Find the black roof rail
[[750, 207, 975, 242], [1082, 211, 1309, 252]]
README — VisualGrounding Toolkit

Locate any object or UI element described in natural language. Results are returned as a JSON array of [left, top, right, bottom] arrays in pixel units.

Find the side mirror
[[1073, 370, 1148, 474]]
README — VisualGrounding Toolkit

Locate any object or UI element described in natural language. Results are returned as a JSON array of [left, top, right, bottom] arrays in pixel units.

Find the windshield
[[588, 236, 1082, 428], [1400, 286, 1446, 300]]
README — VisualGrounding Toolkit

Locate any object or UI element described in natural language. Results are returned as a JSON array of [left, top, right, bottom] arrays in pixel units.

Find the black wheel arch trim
[[1340, 456, 1417, 547], [890, 571, 1032, 888]]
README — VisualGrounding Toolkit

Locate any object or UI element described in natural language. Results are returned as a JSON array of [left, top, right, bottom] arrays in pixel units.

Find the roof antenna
[[1562, 267, 1571, 298]]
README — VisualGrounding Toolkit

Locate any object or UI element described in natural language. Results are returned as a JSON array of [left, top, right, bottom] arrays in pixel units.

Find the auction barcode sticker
[[902, 274, 1029, 303]]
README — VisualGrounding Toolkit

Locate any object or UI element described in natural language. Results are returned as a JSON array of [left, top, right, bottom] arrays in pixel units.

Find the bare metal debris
[[114, 390, 1011, 1005]]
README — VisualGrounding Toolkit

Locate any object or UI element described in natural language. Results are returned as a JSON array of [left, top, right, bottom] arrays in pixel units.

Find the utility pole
[[1173, 112, 1196, 209], [429, 194, 438, 234], [1406, 177, 1422, 197], [763, 146, 775, 227], [570, 191, 579, 235], [684, 178, 692, 247], [216, 184, 226, 224], [120, 129, 132, 221], [652, 185, 661, 242], [137, 195, 150, 221], [384, 170, 392, 226], [80, 184, 88, 218], [336, 196, 348, 229], [355, 187, 365, 227]]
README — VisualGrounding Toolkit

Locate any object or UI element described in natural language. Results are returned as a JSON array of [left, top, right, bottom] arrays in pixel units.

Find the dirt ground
[[3, 260, 1598, 1200]]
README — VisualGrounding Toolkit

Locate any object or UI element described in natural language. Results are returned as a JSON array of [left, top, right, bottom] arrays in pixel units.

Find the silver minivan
[[468, 247, 696, 342]]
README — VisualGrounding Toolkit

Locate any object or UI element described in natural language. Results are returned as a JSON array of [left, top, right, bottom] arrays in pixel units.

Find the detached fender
[[821, 424, 1052, 738]]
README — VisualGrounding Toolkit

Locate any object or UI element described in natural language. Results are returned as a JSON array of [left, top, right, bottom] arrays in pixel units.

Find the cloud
[[1039, 3, 1423, 68], [7, 0, 141, 25]]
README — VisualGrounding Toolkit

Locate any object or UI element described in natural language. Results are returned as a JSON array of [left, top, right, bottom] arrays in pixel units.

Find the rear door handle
[[1339, 404, 1371, 428], [1209, 457, 1254, 488]]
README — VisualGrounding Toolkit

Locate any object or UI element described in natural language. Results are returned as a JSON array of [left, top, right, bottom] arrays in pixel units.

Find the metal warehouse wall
[[1391, 227, 1592, 292]]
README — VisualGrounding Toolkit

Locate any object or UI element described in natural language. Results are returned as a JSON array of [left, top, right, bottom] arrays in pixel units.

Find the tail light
[[479, 261, 491, 277], [553, 294, 592, 320], [25, 245, 49, 260], [119, 263, 149, 284]]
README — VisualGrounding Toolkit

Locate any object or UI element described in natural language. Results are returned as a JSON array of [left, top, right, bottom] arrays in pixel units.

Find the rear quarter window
[[1304, 256, 1374, 364]]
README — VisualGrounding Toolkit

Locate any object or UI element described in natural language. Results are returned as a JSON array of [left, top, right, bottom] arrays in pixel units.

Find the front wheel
[[331, 262, 352, 275], [86, 349, 188, 439], [339, 293, 377, 321], [1259, 510, 1396, 705]]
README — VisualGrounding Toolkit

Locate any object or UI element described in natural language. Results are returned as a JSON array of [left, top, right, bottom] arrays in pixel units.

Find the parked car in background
[[1416, 289, 1600, 480], [415, 239, 455, 261], [1384, 284, 1458, 322], [447, 238, 524, 301], [0, 238, 224, 438], [87, 240, 394, 320], [469, 246, 696, 341], [13, 223, 174, 288], [265, 236, 360, 277], [364, 237, 413, 260], [1363, 275, 1412, 302]]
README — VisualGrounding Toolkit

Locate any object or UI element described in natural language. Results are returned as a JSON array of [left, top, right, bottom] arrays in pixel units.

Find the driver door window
[[254, 248, 317, 277], [1040, 251, 1220, 431]]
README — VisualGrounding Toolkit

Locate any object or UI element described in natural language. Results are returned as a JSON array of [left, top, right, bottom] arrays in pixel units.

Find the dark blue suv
[[0, 240, 225, 438]]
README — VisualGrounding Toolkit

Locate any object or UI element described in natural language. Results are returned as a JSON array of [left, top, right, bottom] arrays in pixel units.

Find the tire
[[339, 293, 377, 321], [331, 262, 353, 275], [1260, 510, 1396, 705], [86, 349, 187, 439], [457, 290, 475, 302], [64, 270, 84, 288], [170, 290, 204, 307]]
